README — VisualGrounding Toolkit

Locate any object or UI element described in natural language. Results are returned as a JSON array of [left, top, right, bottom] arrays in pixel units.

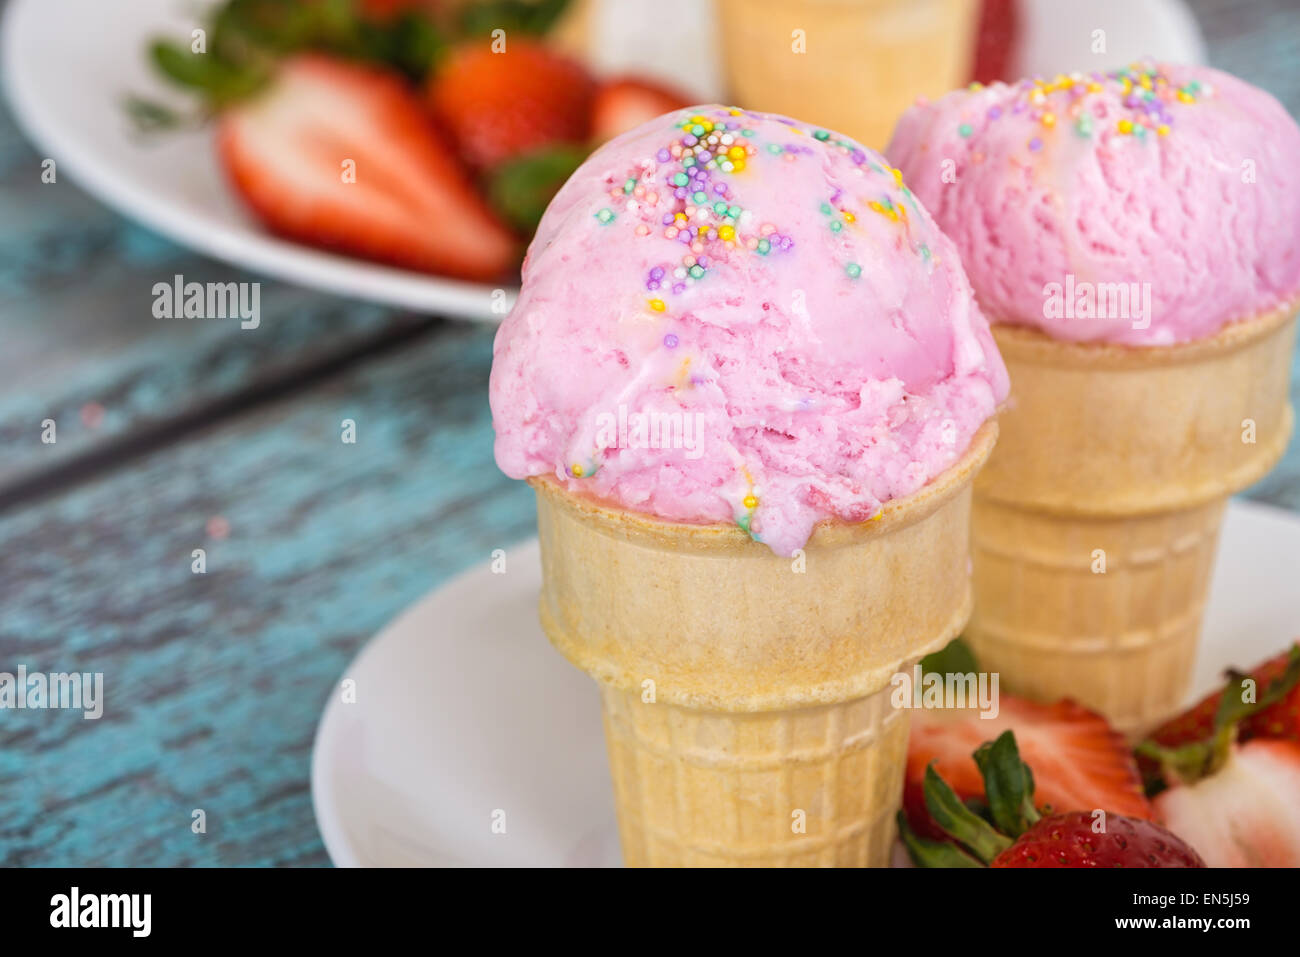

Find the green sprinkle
[[1075, 113, 1093, 137], [623, 178, 636, 194], [958, 123, 974, 138], [766, 143, 783, 154], [846, 262, 862, 278], [819, 202, 832, 215], [691, 124, 705, 136], [671, 172, 689, 187], [683, 156, 696, 168], [727, 204, 741, 219], [830, 221, 843, 233], [692, 191, 707, 204], [595, 208, 615, 225], [741, 128, 755, 137], [919, 243, 932, 262], [713, 201, 728, 215], [689, 264, 705, 279], [756, 238, 771, 254], [813, 130, 830, 141]]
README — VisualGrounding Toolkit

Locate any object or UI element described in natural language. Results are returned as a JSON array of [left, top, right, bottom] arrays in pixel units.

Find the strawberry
[[970, 0, 1019, 85], [900, 730, 1201, 867], [990, 811, 1205, 868], [590, 76, 693, 143], [1138, 643, 1300, 788], [427, 40, 594, 170], [217, 55, 517, 280], [905, 695, 1151, 839], [1153, 739, 1300, 867]]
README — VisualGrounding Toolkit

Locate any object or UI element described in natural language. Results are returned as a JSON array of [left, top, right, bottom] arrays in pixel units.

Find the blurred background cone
[[530, 422, 995, 866], [968, 305, 1298, 736], [715, 0, 979, 148]]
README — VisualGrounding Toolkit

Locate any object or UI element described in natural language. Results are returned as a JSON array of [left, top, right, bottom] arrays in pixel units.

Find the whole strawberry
[[991, 811, 1204, 868], [428, 39, 594, 169], [899, 729, 1204, 868]]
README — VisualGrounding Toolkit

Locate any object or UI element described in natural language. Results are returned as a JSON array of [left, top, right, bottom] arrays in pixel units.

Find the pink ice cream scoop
[[490, 106, 1008, 556], [887, 63, 1300, 346]]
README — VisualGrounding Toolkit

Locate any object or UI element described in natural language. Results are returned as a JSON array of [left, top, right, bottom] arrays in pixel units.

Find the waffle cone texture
[[715, 0, 977, 149], [530, 421, 996, 867], [968, 304, 1298, 735]]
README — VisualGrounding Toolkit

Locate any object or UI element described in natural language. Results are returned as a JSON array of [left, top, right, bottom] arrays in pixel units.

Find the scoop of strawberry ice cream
[[887, 63, 1300, 345], [490, 106, 1007, 555]]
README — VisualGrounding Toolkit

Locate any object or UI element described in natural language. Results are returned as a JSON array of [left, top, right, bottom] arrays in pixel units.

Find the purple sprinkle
[[780, 236, 794, 250], [646, 280, 660, 291], [674, 187, 687, 199], [1028, 136, 1043, 151], [851, 149, 867, 165], [1012, 102, 1027, 115], [678, 231, 692, 244], [988, 106, 1003, 119], [683, 135, 698, 147], [661, 213, 674, 226], [713, 183, 728, 196], [650, 266, 665, 280], [696, 256, 709, 268], [664, 334, 679, 348], [672, 282, 686, 294], [697, 151, 712, 163], [656, 148, 670, 162]]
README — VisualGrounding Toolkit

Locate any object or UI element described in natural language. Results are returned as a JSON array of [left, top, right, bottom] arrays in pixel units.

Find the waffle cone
[[531, 421, 997, 866], [716, 0, 978, 149], [969, 304, 1298, 734]]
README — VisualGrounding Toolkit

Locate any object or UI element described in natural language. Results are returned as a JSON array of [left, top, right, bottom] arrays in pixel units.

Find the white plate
[[1, 0, 512, 320], [310, 498, 1300, 867], [1, 0, 1202, 321]]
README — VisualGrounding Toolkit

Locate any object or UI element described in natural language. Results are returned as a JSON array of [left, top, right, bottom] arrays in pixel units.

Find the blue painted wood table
[[2, 0, 1300, 865]]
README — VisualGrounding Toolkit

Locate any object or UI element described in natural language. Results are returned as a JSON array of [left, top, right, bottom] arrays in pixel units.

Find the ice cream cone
[[716, 0, 978, 149], [530, 421, 996, 867], [968, 304, 1298, 735]]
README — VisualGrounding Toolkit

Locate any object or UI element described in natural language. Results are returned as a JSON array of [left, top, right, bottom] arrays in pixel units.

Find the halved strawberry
[[1139, 643, 1300, 788], [217, 55, 517, 280], [906, 696, 1151, 839], [1153, 739, 1300, 867], [590, 76, 693, 143], [970, 0, 1018, 85], [427, 39, 594, 170]]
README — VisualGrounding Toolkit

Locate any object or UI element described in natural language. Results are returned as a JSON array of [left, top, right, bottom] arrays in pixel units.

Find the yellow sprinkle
[[742, 494, 759, 510], [1177, 90, 1195, 104], [1118, 119, 1133, 134], [1041, 112, 1057, 128], [731, 159, 746, 172], [571, 465, 584, 478], [648, 298, 666, 312], [717, 224, 735, 241], [728, 108, 743, 115], [1156, 124, 1170, 136], [1140, 74, 1153, 90], [727, 145, 746, 160], [891, 166, 905, 186], [843, 210, 856, 223], [1087, 82, 1102, 93]]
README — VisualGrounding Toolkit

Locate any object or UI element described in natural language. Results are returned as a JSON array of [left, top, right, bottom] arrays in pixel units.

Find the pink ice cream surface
[[490, 106, 1008, 556], [887, 63, 1300, 346]]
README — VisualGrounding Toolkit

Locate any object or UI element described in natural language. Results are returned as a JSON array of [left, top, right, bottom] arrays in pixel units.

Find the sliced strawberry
[[990, 811, 1204, 868], [1154, 739, 1300, 867], [590, 76, 693, 143], [1139, 643, 1300, 787], [970, 0, 1018, 85], [217, 55, 517, 280], [906, 696, 1151, 839], [427, 39, 594, 170]]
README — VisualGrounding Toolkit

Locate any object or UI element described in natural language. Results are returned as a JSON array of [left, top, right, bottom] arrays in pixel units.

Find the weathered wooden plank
[[0, 94, 424, 490], [0, 323, 537, 866]]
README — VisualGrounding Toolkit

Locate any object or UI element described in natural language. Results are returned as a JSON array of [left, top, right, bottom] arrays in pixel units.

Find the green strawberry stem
[[1136, 644, 1300, 785]]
